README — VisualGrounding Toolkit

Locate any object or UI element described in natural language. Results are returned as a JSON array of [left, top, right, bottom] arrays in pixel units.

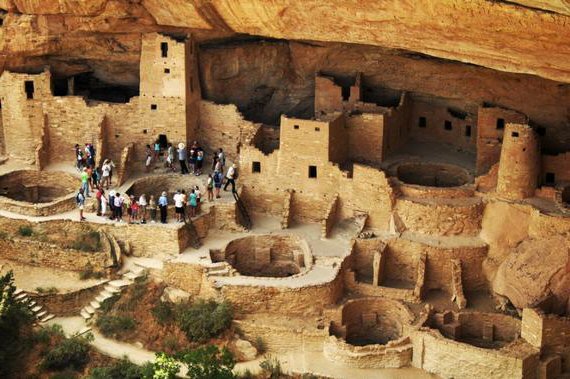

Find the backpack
[[214, 172, 222, 185]]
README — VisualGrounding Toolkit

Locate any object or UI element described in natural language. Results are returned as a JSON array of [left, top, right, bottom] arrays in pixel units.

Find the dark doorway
[[24, 81, 35, 99], [496, 118, 505, 130], [341, 86, 351, 101], [545, 172, 555, 185], [158, 134, 168, 149], [52, 78, 69, 96], [308, 165, 317, 178], [465, 125, 472, 137], [161, 42, 168, 58]]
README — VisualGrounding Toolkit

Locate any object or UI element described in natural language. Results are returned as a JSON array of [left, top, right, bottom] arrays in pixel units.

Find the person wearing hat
[[177, 143, 189, 174], [158, 191, 169, 224]]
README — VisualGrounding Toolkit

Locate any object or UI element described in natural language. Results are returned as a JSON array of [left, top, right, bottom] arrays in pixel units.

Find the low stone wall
[[411, 330, 539, 379], [323, 335, 413, 369], [396, 180, 475, 199], [395, 197, 484, 236], [321, 193, 339, 238], [0, 238, 111, 272], [0, 193, 78, 216], [32, 281, 108, 316]]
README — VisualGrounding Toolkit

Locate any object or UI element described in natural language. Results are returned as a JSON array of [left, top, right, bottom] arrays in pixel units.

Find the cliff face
[[1, 0, 570, 83]]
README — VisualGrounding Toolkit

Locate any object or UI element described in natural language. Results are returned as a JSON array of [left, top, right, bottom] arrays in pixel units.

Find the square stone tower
[[138, 33, 201, 147]]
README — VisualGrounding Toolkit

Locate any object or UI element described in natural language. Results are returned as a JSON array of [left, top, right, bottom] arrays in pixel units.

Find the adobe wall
[[381, 93, 412, 158], [395, 197, 484, 236], [323, 336, 413, 369], [32, 282, 108, 317], [408, 100, 476, 152], [496, 124, 540, 200], [527, 209, 570, 238], [198, 100, 261, 162], [315, 75, 344, 115], [412, 330, 539, 379], [0, 238, 111, 272], [476, 106, 528, 175], [542, 152, 570, 185], [388, 237, 488, 292], [345, 113, 384, 164], [521, 308, 570, 371], [328, 113, 348, 164], [457, 312, 521, 342], [0, 70, 51, 163]]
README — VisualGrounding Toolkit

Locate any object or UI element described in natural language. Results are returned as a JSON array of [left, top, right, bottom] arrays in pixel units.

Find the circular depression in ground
[[211, 234, 312, 278], [0, 170, 77, 203], [396, 162, 472, 188]]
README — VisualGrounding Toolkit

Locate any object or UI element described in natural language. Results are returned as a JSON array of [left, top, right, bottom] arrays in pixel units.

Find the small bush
[[95, 315, 136, 338], [99, 295, 119, 314], [176, 300, 233, 343], [36, 286, 59, 294], [260, 356, 282, 379], [70, 231, 101, 252], [88, 357, 146, 379], [34, 324, 65, 345], [40, 334, 93, 371], [0, 230, 9, 239], [117, 280, 147, 312], [78, 263, 105, 280], [152, 301, 175, 325], [18, 226, 33, 237], [49, 369, 78, 379], [238, 369, 255, 379], [255, 336, 267, 354]]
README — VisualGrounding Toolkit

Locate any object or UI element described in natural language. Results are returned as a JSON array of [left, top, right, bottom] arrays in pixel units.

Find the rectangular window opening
[[315, 127, 320, 132], [465, 125, 472, 137], [252, 161, 261, 173], [143, 129, 148, 134], [160, 42, 168, 58], [444, 120, 452, 130], [294, 125, 299, 130], [545, 172, 555, 185], [150, 104, 157, 110], [418, 116, 427, 128], [24, 81, 34, 99], [511, 131, 519, 137], [164, 68, 170, 74], [308, 165, 317, 178], [496, 118, 505, 130]]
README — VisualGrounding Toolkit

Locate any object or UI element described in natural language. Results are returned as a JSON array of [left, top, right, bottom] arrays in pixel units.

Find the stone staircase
[[80, 266, 146, 323], [12, 288, 55, 324]]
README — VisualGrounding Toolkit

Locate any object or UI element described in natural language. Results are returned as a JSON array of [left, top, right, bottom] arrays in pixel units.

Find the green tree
[[179, 345, 236, 379]]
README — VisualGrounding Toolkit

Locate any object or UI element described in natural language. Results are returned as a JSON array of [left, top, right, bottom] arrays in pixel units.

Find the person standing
[[114, 192, 124, 222], [108, 190, 116, 220], [177, 143, 189, 174], [218, 148, 226, 171], [139, 194, 148, 223], [77, 188, 86, 221], [174, 190, 184, 223], [101, 189, 108, 217], [223, 164, 238, 193], [189, 189, 198, 218], [194, 185, 201, 214], [148, 195, 157, 223], [206, 174, 214, 202], [95, 186, 103, 216], [195, 149, 204, 176], [167, 143, 175, 172], [101, 159, 111, 189], [153, 140, 161, 161], [80, 168, 90, 197], [145, 144, 153, 173], [213, 170, 223, 199], [158, 191, 168, 224]]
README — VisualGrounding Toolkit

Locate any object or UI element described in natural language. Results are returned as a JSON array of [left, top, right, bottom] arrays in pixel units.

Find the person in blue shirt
[[158, 191, 168, 224]]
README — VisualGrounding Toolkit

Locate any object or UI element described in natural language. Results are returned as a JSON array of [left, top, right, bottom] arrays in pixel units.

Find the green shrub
[[238, 369, 255, 379], [40, 334, 93, 371], [0, 230, 9, 239], [95, 315, 136, 338], [255, 336, 267, 354], [176, 300, 233, 342], [260, 356, 282, 379], [88, 357, 146, 379], [70, 231, 101, 252], [49, 369, 78, 379], [149, 353, 180, 379], [18, 226, 33, 237], [34, 324, 65, 345], [78, 263, 105, 280], [99, 295, 119, 314], [117, 280, 147, 312], [36, 286, 59, 294], [152, 301, 175, 325], [180, 345, 235, 379]]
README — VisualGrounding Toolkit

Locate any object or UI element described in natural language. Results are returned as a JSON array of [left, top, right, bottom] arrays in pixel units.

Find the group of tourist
[[75, 140, 239, 223]]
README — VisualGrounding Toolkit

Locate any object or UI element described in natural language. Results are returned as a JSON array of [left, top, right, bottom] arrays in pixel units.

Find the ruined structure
[[1, 2, 570, 378]]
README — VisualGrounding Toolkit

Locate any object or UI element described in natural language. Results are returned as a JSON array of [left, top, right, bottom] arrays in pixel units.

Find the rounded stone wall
[[212, 234, 312, 277], [0, 170, 79, 216]]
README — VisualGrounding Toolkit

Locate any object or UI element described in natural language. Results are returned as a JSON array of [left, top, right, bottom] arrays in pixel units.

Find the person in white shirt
[[173, 190, 186, 223], [139, 194, 148, 223], [223, 164, 237, 193]]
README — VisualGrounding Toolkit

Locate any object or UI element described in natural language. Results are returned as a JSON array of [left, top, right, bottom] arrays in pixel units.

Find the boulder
[[160, 287, 191, 304], [230, 338, 258, 362]]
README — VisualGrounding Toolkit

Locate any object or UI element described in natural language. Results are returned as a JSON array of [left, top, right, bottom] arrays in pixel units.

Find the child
[[189, 189, 198, 218], [131, 199, 140, 224], [148, 195, 157, 223], [206, 174, 214, 202]]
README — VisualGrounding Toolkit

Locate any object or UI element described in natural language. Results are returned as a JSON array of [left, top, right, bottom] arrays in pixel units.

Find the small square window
[[545, 172, 555, 185], [143, 129, 148, 134], [115, 134, 120, 139], [511, 131, 519, 137], [164, 68, 170, 74], [444, 120, 452, 130], [465, 125, 472, 137], [308, 165, 317, 178], [294, 125, 299, 130], [150, 104, 157, 110], [496, 118, 505, 130], [418, 117, 427, 128], [252, 161, 261, 173], [315, 127, 320, 132]]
